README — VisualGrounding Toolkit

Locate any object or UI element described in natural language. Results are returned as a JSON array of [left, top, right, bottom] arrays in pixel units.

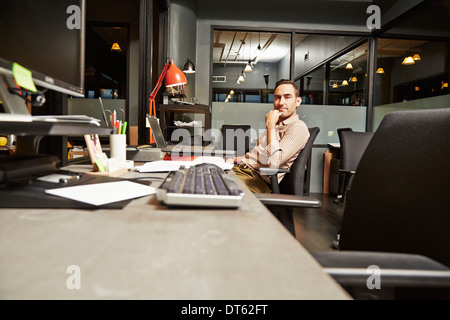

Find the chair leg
[[331, 233, 340, 250], [334, 172, 345, 203], [269, 206, 296, 237], [341, 173, 354, 203]]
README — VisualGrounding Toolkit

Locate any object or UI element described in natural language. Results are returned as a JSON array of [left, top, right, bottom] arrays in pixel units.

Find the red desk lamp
[[148, 58, 187, 143]]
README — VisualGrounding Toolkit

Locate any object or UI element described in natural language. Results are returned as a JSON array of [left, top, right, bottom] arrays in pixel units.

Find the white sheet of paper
[[136, 159, 233, 173], [45, 181, 156, 206]]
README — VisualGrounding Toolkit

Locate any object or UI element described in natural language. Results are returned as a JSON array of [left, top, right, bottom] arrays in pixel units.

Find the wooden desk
[[0, 171, 350, 300]]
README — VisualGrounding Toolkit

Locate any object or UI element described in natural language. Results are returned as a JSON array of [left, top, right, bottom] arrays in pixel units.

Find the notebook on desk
[[147, 115, 236, 157]]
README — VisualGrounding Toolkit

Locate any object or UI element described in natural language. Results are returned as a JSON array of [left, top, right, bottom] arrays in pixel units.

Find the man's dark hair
[[275, 79, 299, 97]]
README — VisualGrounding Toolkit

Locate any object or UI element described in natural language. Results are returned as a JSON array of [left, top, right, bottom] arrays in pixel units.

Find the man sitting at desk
[[227, 79, 310, 193]]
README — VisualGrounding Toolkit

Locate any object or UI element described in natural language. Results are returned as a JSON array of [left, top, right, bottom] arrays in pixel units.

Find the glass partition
[[373, 38, 449, 130], [211, 102, 366, 145], [212, 30, 291, 103], [329, 43, 368, 106], [299, 65, 325, 105]]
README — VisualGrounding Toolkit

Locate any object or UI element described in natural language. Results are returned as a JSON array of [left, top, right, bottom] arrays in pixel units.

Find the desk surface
[[0, 170, 350, 300]]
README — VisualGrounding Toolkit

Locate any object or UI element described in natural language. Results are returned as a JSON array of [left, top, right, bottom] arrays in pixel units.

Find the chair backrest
[[221, 124, 251, 156], [339, 109, 450, 267], [279, 127, 320, 196], [336, 127, 353, 163], [340, 131, 374, 171]]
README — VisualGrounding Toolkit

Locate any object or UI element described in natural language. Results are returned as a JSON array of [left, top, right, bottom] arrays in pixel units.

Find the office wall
[[168, 0, 197, 101], [86, 0, 140, 126], [376, 0, 425, 26]]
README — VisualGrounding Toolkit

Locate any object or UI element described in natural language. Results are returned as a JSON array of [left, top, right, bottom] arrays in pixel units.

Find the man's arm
[[225, 155, 244, 164], [265, 110, 280, 147]]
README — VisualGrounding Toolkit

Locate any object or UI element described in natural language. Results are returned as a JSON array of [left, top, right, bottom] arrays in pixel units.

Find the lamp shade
[[165, 60, 187, 87], [183, 57, 196, 73], [244, 61, 253, 72], [111, 42, 121, 51], [413, 53, 421, 61], [345, 63, 353, 69], [342, 80, 349, 86], [402, 56, 415, 65], [376, 67, 385, 74]]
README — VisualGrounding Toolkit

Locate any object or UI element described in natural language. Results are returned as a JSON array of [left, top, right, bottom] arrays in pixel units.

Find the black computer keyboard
[[156, 163, 244, 208]]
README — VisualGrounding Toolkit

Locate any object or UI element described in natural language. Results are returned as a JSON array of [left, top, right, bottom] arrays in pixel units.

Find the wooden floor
[[293, 193, 344, 253]]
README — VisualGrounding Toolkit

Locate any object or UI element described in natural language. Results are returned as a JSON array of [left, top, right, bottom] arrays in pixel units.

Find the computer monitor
[[0, 0, 85, 120]]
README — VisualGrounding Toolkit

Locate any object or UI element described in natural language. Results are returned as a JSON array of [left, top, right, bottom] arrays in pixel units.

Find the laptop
[[146, 115, 236, 157]]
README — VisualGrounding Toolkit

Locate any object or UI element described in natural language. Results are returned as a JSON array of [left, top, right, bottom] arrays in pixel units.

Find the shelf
[[165, 125, 205, 129], [0, 121, 113, 136], [159, 104, 211, 143]]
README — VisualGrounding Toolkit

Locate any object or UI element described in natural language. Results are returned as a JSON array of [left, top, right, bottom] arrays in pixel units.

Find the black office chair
[[221, 124, 251, 156], [338, 131, 374, 203], [334, 127, 353, 203], [260, 127, 320, 195], [256, 127, 321, 236], [313, 109, 450, 299]]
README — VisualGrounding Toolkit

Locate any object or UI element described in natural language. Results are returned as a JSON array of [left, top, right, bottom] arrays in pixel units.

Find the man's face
[[273, 84, 302, 122]]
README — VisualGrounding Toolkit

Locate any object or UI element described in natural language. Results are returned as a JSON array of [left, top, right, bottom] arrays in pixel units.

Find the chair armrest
[[257, 168, 290, 194], [338, 169, 356, 175], [323, 268, 450, 288], [258, 168, 290, 176], [313, 251, 450, 288], [255, 193, 321, 208]]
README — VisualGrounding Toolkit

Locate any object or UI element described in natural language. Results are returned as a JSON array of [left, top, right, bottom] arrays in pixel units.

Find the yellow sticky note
[[12, 62, 37, 92]]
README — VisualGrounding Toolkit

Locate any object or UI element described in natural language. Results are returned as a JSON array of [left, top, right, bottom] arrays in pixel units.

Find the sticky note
[[12, 62, 37, 92]]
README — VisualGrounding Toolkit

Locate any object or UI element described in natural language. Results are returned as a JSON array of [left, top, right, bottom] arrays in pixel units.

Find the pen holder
[[110, 134, 127, 167]]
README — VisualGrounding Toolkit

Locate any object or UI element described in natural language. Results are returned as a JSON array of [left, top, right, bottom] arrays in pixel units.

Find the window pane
[[301, 65, 325, 105], [212, 30, 291, 103], [373, 38, 450, 130], [329, 43, 368, 106]]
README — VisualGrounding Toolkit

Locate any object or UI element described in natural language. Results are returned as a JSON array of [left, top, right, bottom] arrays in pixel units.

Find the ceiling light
[[332, 83, 338, 88], [402, 40, 416, 65], [415, 86, 420, 92], [342, 80, 349, 86], [345, 63, 353, 69], [230, 90, 235, 94], [376, 68, 385, 74], [441, 82, 448, 89], [413, 53, 421, 61], [402, 56, 415, 65], [351, 76, 358, 82], [238, 74, 245, 82], [183, 57, 196, 73], [111, 42, 121, 52], [244, 61, 253, 72]]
